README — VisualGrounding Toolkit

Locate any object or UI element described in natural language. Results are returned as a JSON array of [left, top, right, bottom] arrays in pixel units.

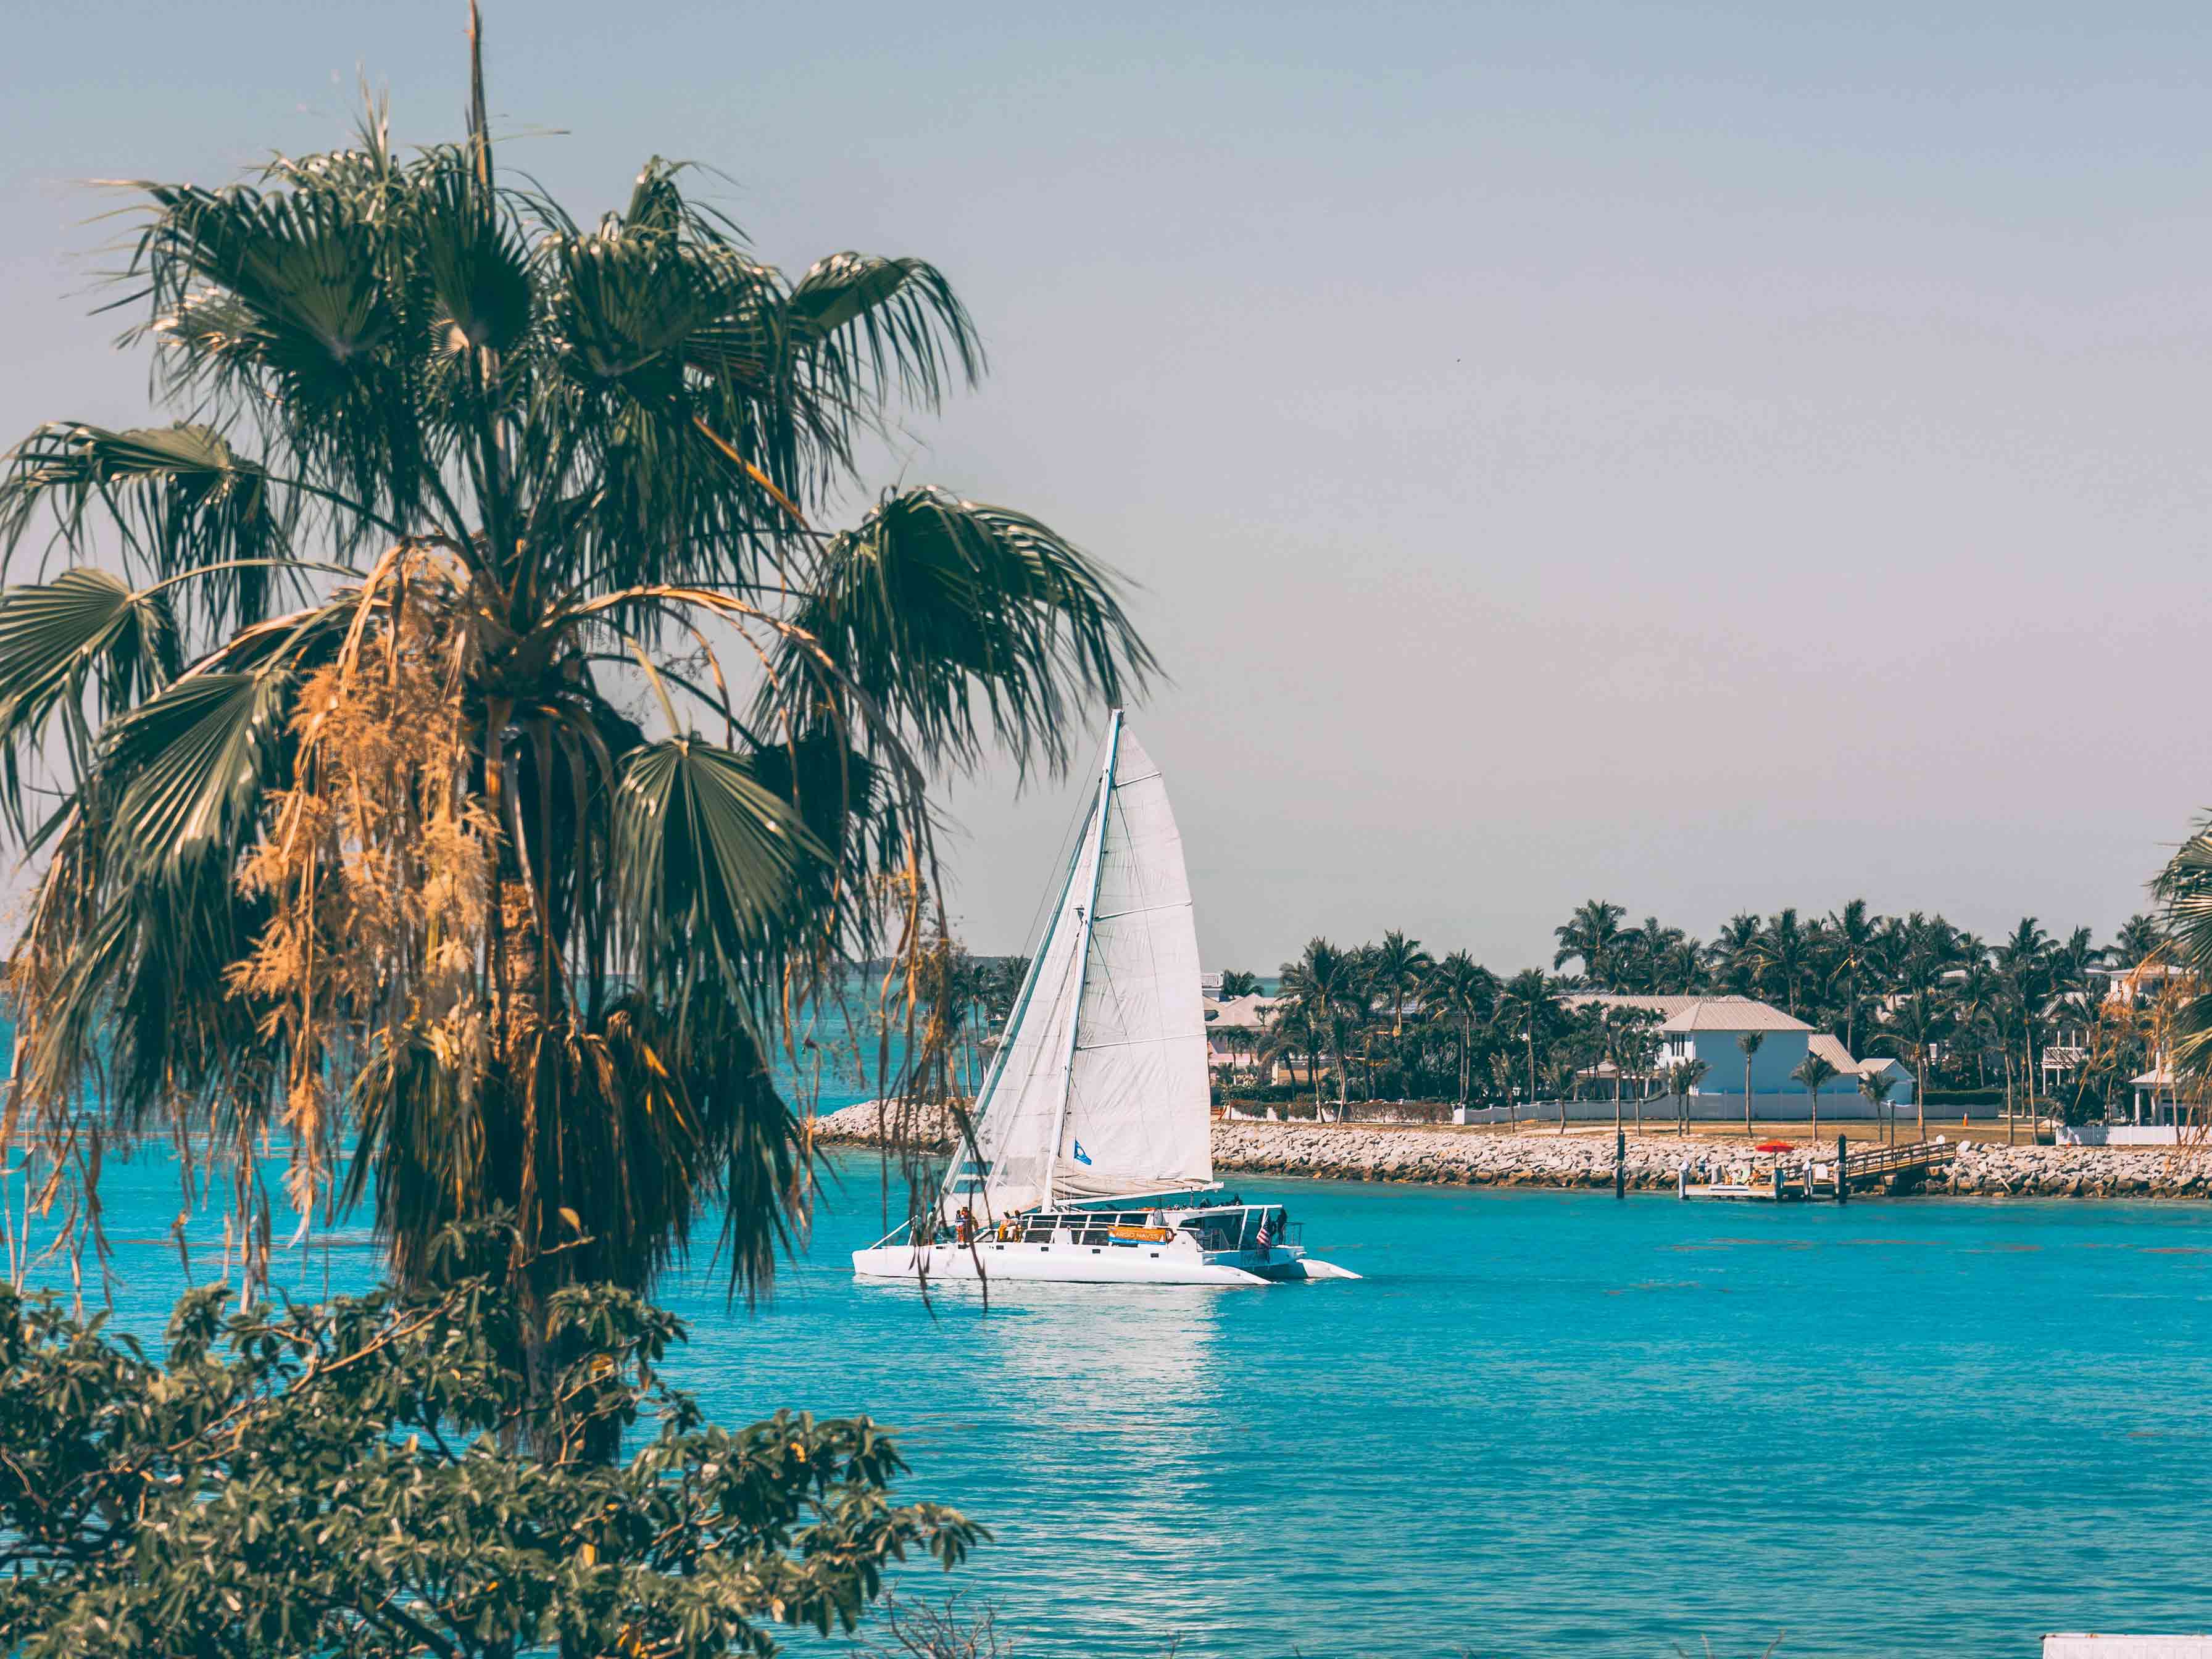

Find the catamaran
[[852, 712, 1358, 1287]]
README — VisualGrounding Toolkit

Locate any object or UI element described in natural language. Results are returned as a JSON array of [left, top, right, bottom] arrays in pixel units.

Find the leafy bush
[[0, 1224, 976, 1657], [1220, 1083, 1304, 1105]]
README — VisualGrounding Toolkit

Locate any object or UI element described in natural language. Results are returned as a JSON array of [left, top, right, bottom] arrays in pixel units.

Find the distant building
[[1202, 992, 1278, 1075], [1570, 993, 1915, 1106]]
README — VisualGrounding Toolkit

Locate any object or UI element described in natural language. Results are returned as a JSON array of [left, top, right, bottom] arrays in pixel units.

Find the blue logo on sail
[[1073, 1140, 1092, 1166]]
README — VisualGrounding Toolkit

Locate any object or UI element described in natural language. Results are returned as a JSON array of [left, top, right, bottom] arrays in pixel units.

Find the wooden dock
[[1832, 1137, 1959, 1196], [1678, 1138, 1958, 1204]]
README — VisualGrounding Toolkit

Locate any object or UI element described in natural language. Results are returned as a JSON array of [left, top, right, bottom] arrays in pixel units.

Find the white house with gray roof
[[1573, 993, 1914, 1112]]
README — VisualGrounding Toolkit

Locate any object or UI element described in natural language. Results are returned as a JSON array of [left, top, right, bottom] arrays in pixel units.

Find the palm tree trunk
[[1744, 1058, 1753, 1139]]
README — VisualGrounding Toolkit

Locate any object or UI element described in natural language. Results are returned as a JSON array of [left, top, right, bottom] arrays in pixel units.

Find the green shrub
[[0, 1222, 976, 1658]]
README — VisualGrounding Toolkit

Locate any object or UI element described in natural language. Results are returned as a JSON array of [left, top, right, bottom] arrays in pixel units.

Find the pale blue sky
[[4, 1, 2208, 970]]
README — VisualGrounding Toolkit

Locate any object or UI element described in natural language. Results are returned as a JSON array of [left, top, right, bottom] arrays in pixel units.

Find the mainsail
[[944, 715, 1213, 1219]]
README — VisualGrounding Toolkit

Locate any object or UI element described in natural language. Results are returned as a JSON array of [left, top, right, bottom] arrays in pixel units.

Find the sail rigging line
[[1044, 710, 1121, 1210], [954, 749, 1103, 1146], [946, 792, 1094, 1226]]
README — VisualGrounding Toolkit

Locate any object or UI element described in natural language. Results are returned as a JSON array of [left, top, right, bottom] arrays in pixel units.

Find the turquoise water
[[41, 1149, 2212, 1658]]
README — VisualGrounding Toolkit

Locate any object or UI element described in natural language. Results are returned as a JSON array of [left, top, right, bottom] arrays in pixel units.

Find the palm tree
[[1371, 931, 1432, 1037], [1656, 931, 1707, 996], [1666, 1057, 1710, 1137], [1368, 929, 1432, 1099], [1424, 950, 1495, 1105], [1710, 912, 1763, 995], [1553, 899, 1626, 988], [1615, 917, 1683, 994], [1218, 1022, 1259, 1078], [1737, 1030, 1765, 1139], [1278, 939, 1363, 1120], [1217, 969, 1263, 997], [1491, 969, 1558, 1128], [1792, 1052, 1839, 1143], [1753, 908, 1810, 1016], [1858, 1068, 1898, 1146], [2152, 823, 2212, 1108], [1487, 1050, 1518, 1122], [1603, 1004, 1661, 1133], [1877, 995, 1944, 1141], [2112, 913, 2164, 969], [1952, 958, 2003, 1087], [1258, 1000, 1324, 1113], [0, 49, 1154, 1322], [1995, 918, 2053, 1142], [1827, 898, 1886, 1057]]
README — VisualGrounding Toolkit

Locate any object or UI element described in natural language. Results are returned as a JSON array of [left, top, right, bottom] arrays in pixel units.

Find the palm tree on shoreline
[[1877, 996, 1943, 1142], [1278, 938, 1362, 1121], [1710, 912, 1762, 995], [1754, 908, 1810, 1016], [1858, 1067, 1898, 1146], [1554, 899, 1626, 988], [1995, 918, 2053, 1143], [0, 42, 1154, 1320], [1258, 1000, 1324, 1114], [1602, 1004, 1660, 1133], [1488, 1051, 1518, 1123], [2113, 913, 2164, 969], [1737, 1030, 1765, 1139], [1828, 897, 1884, 1057], [1424, 950, 1495, 1105], [1793, 1052, 1839, 1144], [1492, 969, 1558, 1128], [1372, 930, 1432, 1038], [1667, 1057, 1710, 1137]]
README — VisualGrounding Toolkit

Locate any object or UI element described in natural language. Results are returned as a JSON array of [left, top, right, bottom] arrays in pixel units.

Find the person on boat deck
[[954, 1207, 975, 1245]]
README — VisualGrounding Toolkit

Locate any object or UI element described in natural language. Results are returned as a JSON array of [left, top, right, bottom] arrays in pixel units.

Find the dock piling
[[1837, 1135, 1848, 1204], [1615, 1130, 1626, 1199]]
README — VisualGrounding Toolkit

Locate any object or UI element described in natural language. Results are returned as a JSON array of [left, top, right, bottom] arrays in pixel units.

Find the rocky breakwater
[[811, 1099, 956, 1150], [810, 1107, 2212, 1199], [1211, 1122, 2212, 1199], [1934, 1141, 2212, 1198], [1212, 1123, 1704, 1190]]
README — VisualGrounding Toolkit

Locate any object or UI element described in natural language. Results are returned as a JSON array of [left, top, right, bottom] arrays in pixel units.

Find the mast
[[1043, 709, 1120, 1210]]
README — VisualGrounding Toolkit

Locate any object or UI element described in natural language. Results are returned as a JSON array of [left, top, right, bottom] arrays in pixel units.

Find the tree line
[[1200, 901, 2176, 1121]]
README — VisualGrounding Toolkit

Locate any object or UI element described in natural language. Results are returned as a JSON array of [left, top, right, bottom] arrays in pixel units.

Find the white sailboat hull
[[853, 715, 1358, 1292], [852, 1239, 1360, 1286]]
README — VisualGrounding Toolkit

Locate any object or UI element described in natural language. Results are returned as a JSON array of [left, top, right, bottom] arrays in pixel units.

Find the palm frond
[[99, 668, 293, 884], [611, 738, 829, 995], [778, 486, 1156, 775], [788, 252, 981, 412], [127, 183, 430, 540], [0, 423, 298, 628], [0, 570, 179, 826], [412, 150, 535, 357]]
